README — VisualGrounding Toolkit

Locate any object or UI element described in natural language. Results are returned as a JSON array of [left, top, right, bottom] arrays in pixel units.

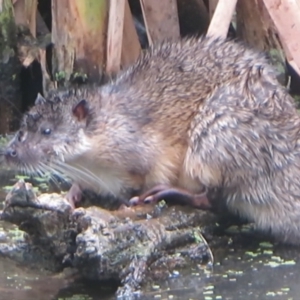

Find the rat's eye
[[41, 128, 52, 135]]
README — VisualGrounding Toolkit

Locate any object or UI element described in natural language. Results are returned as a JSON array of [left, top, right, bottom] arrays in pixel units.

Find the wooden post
[[51, 0, 108, 86], [262, 0, 300, 76], [106, 0, 126, 74], [13, 0, 37, 37], [236, 0, 287, 84], [140, 0, 180, 45], [121, 0, 141, 69], [206, 0, 238, 39], [209, 0, 219, 19]]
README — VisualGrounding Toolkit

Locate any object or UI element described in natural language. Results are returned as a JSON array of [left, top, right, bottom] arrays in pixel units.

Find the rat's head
[[4, 89, 94, 175]]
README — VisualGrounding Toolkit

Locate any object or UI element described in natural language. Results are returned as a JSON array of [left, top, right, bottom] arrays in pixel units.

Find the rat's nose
[[5, 147, 17, 158]]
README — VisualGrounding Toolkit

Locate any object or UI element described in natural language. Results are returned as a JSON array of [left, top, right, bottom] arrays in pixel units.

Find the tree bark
[[0, 0, 22, 134]]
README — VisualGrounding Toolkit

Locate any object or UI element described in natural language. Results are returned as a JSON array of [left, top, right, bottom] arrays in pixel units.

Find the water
[[133, 232, 300, 300], [0, 231, 299, 300], [0, 180, 300, 300]]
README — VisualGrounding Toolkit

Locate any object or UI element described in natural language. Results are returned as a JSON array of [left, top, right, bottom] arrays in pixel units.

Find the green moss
[[268, 48, 286, 85], [55, 71, 66, 82], [193, 230, 204, 243], [294, 96, 300, 107], [72, 71, 88, 83], [0, 135, 9, 147], [259, 242, 273, 248], [57, 295, 93, 300], [0, 0, 14, 41], [75, 0, 108, 33], [0, 0, 16, 63]]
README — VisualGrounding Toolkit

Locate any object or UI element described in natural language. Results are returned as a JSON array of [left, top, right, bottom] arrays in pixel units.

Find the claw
[[129, 184, 211, 210]]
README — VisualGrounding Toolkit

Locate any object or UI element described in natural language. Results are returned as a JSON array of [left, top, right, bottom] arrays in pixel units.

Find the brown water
[[0, 235, 299, 300], [0, 179, 300, 300]]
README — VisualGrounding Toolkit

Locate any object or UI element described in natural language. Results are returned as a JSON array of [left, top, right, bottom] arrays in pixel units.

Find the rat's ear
[[35, 93, 47, 105], [73, 99, 89, 121]]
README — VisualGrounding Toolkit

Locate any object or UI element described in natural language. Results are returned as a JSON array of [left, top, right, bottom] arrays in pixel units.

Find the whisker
[[52, 162, 96, 187], [36, 168, 45, 178], [8, 157, 116, 198], [19, 162, 63, 194], [51, 175, 65, 192], [39, 162, 68, 191], [44, 163, 72, 183], [52, 161, 116, 196]]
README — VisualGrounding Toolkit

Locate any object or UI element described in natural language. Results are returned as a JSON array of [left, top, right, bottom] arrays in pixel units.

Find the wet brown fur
[[5, 36, 300, 245]]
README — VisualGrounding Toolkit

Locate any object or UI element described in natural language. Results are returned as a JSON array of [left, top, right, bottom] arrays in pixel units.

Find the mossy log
[[1, 180, 215, 298]]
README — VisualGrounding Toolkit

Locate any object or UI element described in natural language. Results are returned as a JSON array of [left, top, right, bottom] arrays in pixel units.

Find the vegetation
[[0, 0, 300, 134]]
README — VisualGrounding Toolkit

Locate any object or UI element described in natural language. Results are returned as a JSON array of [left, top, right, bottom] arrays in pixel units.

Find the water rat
[[4, 36, 300, 245]]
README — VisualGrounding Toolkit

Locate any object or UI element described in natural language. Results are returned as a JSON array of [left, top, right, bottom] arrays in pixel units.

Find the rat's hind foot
[[129, 184, 211, 209]]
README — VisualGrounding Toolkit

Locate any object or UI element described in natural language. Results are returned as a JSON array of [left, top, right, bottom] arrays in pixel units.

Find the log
[[1, 180, 215, 298]]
